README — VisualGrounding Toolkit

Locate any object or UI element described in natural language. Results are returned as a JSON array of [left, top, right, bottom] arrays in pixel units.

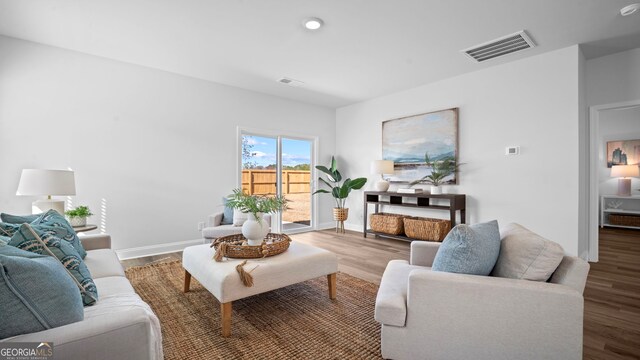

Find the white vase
[[374, 179, 390, 192], [430, 185, 442, 195], [242, 212, 270, 246]]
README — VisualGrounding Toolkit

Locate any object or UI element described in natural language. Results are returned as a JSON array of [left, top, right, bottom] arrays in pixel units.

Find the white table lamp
[[611, 165, 639, 197], [16, 169, 76, 214], [370, 160, 394, 192]]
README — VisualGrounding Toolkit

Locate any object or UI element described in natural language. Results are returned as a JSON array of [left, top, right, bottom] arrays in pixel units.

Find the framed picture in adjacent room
[[382, 108, 458, 183], [607, 139, 640, 168]]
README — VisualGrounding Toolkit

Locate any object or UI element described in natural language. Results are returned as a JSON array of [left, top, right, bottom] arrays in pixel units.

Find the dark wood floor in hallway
[[583, 227, 640, 360], [122, 227, 640, 359]]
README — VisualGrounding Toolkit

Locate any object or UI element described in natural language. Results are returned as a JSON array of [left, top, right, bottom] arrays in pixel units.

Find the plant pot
[[333, 208, 349, 233], [242, 212, 270, 246], [430, 185, 442, 195], [68, 216, 87, 227]]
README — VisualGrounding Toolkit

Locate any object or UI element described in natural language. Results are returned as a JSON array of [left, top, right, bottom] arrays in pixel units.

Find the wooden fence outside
[[242, 170, 311, 195]]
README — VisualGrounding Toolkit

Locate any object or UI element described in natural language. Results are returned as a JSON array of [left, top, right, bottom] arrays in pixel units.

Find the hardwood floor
[[121, 228, 640, 359], [292, 229, 409, 285], [583, 227, 640, 360], [120, 251, 182, 268]]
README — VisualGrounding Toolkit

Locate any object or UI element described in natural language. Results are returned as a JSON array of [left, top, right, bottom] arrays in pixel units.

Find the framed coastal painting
[[382, 108, 458, 183], [607, 139, 640, 168]]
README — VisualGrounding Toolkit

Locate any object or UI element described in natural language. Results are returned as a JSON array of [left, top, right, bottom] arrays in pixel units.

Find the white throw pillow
[[233, 210, 249, 227], [491, 223, 564, 281]]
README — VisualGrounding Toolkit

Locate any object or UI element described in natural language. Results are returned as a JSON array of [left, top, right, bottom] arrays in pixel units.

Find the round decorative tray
[[210, 233, 291, 259]]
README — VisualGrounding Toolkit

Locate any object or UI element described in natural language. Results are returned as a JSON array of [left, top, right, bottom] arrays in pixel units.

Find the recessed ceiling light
[[620, 3, 640, 16], [303, 17, 324, 30]]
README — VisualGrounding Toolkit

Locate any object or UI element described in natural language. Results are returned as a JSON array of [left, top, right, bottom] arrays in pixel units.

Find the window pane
[[241, 135, 277, 195]]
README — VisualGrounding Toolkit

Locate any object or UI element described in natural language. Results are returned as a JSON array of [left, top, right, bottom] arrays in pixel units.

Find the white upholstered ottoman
[[182, 241, 338, 337]]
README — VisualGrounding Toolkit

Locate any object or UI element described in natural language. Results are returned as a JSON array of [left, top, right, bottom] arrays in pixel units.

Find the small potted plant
[[409, 152, 462, 194], [312, 156, 367, 233], [65, 206, 93, 227], [226, 189, 288, 245]]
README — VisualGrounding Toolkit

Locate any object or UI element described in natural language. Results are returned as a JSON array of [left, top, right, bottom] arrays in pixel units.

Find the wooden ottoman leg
[[327, 273, 337, 300], [221, 302, 232, 337], [183, 270, 191, 293]]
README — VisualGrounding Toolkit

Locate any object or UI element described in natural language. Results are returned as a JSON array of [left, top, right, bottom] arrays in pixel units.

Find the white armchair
[[201, 212, 272, 241], [375, 241, 590, 360]]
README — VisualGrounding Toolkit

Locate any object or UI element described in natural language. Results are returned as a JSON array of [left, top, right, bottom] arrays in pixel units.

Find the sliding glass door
[[240, 131, 314, 233], [280, 138, 313, 232]]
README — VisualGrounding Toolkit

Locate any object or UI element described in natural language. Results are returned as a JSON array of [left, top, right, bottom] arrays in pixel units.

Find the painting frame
[[606, 139, 640, 168], [382, 108, 459, 184]]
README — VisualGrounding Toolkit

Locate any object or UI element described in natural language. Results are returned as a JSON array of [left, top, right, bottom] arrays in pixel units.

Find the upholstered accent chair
[[374, 226, 590, 360]]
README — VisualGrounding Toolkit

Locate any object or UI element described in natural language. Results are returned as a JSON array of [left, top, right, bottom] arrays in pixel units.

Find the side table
[[73, 224, 98, 233]]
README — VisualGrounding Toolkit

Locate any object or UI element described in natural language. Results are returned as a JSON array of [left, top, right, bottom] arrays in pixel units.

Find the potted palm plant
[[409, 152, 462, 194], [65, 206, 93, 227], [226, 189, 288, 245], [313, 156, 367, 233]]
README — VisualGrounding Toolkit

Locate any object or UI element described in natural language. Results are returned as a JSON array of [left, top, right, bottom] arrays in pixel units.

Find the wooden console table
[[363, 191, 466, 242]]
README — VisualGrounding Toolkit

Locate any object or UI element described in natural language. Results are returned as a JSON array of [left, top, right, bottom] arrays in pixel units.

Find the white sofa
[[0, 234, 163, 360], [375, 232, 590, 360], [201, 212, 271, 241]]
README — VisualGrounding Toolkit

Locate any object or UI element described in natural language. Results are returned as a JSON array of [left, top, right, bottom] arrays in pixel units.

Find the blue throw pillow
[[0, 213, 40, 224], [9, 224, 98, 306], [0, 244, 84, 339], [0, 220, 86, 260], [432, 220, 501, 276], [30, 209, 87, 259], [0, 222, 17, 237], [221, 197, 234, 225]]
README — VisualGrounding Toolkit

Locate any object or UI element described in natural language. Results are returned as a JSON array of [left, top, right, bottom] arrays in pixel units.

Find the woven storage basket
[[609, 214, 640, 227], [370, 213, 405, 235], [403, 217, 451, 241], [210, 233, 291, 259]]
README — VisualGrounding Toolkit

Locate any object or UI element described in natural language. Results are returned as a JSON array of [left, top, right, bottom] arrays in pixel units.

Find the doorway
[[238, 129, 316, 234], [588, 100, 640, 262]]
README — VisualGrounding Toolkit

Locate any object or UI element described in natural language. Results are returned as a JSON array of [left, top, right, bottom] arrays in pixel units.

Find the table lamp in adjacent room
[[370, 160, 394, 192], [16, 169, 76, 214], [611, 165, 639, 196]]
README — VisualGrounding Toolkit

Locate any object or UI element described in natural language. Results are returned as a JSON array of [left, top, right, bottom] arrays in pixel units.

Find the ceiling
[[1, 0, 639, 108]]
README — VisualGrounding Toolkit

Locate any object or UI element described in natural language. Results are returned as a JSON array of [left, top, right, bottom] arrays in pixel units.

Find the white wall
[[0, 36, 336, 254], [586, 48, 640, 107], [598, 106, 640, 197], [336, 46, 583, 255]]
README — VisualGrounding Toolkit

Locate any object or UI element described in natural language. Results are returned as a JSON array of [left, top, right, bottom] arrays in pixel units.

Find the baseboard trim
[[316, 222, 336, 230], [344, 223, 362, 232], [116, 239, 204, 260], [316, 222, 363, 234]]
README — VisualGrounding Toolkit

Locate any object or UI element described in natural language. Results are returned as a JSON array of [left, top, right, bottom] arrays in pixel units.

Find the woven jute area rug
[[125, 260, 383, 359]]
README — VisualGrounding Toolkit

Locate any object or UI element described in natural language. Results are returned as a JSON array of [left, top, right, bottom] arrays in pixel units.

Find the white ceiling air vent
[[462, 30, 536, 63], [277, 77, 305, 87]]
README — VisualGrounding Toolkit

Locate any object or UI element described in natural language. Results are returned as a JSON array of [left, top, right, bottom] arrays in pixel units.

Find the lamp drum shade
[[370, 160, 394, 175], [16, 169, 76, 196], [610, 165, 640, 178]]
